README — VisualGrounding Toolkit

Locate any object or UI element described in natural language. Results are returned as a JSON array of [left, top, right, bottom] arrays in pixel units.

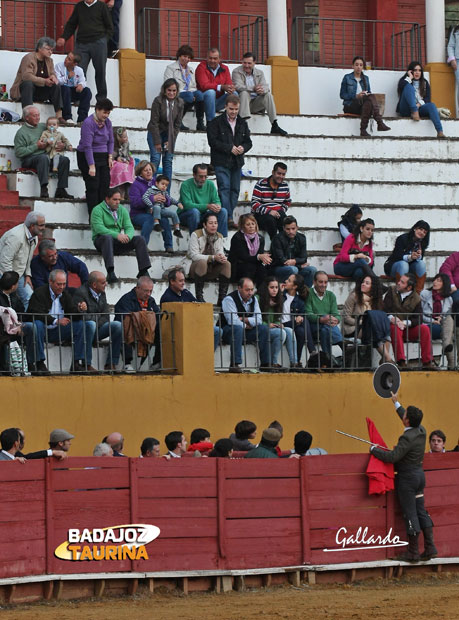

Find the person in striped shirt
[[250, 162, 291, 239]]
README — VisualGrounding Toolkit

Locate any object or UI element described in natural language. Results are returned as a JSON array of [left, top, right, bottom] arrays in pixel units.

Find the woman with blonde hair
[[228, 213, 271, 286]]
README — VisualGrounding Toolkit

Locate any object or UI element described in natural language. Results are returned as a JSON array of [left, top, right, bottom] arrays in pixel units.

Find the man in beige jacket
[[232, 52, 287, 135], [11, 37, 64, 121], [0, 212, 46, 310]]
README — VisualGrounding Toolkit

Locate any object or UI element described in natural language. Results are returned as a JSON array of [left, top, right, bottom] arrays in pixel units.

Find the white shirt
[[48, 287, 64, 328], [282, 293, 294, 324], [312, 287, 325, 301], [168, 451, 181, 458], [54, 62, 87, 88]]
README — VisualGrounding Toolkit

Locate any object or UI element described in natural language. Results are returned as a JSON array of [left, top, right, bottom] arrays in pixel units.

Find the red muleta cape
[[366, 417, 395, 495]]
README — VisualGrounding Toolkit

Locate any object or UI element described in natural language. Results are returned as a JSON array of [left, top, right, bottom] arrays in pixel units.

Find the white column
[[425, 0, 445, 63], [267, 0, 288, 57], [119, 0, 136, 50]]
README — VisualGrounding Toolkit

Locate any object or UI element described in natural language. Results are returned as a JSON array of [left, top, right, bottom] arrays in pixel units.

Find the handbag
[[8, 341, 29, 376]]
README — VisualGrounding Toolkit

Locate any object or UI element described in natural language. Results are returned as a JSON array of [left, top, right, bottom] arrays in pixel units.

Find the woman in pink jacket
[[333, 218, 377, 281]]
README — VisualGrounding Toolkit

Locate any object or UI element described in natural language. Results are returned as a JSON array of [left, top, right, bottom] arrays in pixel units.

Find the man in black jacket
[[56, 0, 113, 101], [371, 390, 437, 562], [73, 270, 122, 371], [22, 269, 96, 374], [15, 428, 67, 460], [271, 216, 317, 288], [207, 94, 252, 230]]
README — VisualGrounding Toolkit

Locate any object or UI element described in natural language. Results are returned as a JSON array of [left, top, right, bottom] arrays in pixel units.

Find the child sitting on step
[[40, 116, 73, 172], [109, 127, 135, 197], [142, 174, 184, 240]]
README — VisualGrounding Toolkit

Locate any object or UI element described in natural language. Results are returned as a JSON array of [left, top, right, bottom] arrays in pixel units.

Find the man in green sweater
[[57, 0, 113, 101], [179, 163, 228, 236], [305, 270, 342, 356], [91, 188, 151, 284], [245, 428, 281, 459], [14, 105, 73, 199]]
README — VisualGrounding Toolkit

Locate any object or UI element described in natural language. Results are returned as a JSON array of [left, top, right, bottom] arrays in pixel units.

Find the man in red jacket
[[196, 48, 235, 123]]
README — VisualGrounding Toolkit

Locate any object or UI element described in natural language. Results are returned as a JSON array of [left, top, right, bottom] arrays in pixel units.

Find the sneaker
[[40, 185, 49, 198], [173, 229, 183, 238], [65, 119, 76, 126], [55, 188, 74, 199], [107, 271, 118, 284], [154, 223, 163, 232], [124, 363, 135, 373], [228, 364, 242, 373]]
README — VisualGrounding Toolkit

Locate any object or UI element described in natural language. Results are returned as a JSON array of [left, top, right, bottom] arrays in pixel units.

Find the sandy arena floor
[[1, 574, 459, 620]]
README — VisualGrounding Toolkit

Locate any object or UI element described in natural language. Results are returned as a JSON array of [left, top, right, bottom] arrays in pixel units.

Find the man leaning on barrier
[[22, 269, 96, 375], [73, 270, 122, 371]]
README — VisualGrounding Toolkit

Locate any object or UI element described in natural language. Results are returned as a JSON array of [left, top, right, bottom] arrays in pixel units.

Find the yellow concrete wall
[[1, 304, 457, 456], [425, 62, 456, 117], [266, 56, 300, 115]]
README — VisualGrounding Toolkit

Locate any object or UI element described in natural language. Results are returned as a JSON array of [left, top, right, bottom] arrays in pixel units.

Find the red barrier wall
[[1, 453, 458, 580]]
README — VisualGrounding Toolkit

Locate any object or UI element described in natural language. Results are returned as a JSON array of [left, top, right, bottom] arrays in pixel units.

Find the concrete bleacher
[[0, 100, 458, 370]]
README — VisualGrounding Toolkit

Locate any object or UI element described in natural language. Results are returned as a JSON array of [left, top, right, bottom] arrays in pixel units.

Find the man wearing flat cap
[[49, 428, 74, 452], [245, 428, 281, 459]]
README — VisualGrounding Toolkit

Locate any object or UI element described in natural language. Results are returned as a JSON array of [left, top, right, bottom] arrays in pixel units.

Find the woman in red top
[[333, 218, 377, 281]]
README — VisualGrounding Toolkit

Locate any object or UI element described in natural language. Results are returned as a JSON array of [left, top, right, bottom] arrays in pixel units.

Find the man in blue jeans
[[54, 51, 92, 123], [73, 271, 122, 371], [271, 215, 317, 288], [207, 95, 252, 230], [221, 277, 275, 373], [305, 271, 342, 358]]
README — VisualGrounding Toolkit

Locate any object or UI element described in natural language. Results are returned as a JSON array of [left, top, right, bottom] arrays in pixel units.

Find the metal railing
[[0, 311, 176, 376], [137, 8, 266, 62], [291, 17, 425, 70], [213, 311, 458, 373], [0, 0, 76, 52]]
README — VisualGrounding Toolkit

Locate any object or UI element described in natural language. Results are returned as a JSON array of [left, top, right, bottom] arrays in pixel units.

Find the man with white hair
[[93, 442, 113, 457], [14, 105, 73, 200], [0, 212, 46, 309]]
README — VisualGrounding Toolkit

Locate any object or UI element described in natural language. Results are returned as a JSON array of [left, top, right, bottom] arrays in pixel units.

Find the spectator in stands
[[272, 216, 317, 288], [0, 271, 24, 373], [429, 430, 446, 453], [439, 251, 459, 303], [397, 62, 445, 138], [49, 428, 74, 452], [10, 37, 64, 120], [196, 48, 235, 123], [77, 98, 114, 216], [147, 78, 184, 187], [251, 162, 290, 239], [160, 268, 222, 351], [384, 273, 437, 370], [340, 55, 390, 137], [57, 0, 113, 101], [447, 25, 459, 114], [229, 420, 257, 451], [31, 239, 89, 290], [221, 277, 271, 373], [74, 270, 123, 371], [93, 442, 113, 456], [0, 428, 23, 461], [334, 218, 377, 282], [293, 430, 328, 456], [257, 276, 294, 369], [208, 438, 233, 458], [207, 95, 252, 231], [15, 428, 67, 460], [165, 431, 187, 458], [0, 212, 45, 310], [104, 0, 121, 57], [305, 271, 342, 359], [342, 275, 392, 363], [22, 269, 95, 374], [14, 106, 72, 200], [228, 214, 270, 287], [103, 431, 124, 456], [129, 160, 173, 251], [384, 220, 430, 294], [179, 163, 228, 237], [188, 428, 213, 453], [187, 212, 231, 304], [91, 187, 151, 285], [140, 437, 161, 457], [337, 205, 363, 243], [232, 52, 287, 135], [420, 273, 454, 370], [114, 276, 160, 373], [164, 45, 206, 132], [54, 51, 92, 124], [245, 428, 281, 459], [282, 273, 315, 368]]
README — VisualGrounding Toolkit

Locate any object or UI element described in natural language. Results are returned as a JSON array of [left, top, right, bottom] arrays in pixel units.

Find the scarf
[[180, 64, 192, 91], [203, 230, 219, 256], [432, 290, 443, 317], [244, 232, 260, 256], [93, 112, 105, 128]]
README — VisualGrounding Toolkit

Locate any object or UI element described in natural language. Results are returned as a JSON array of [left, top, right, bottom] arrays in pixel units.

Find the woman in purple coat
[[128, 160, 173, 251]]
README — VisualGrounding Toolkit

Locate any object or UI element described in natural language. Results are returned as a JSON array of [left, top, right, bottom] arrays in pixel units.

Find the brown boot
[[411, 110, 420, 121], [217, 276, 230, 307], [393, 533, 420, 562], [415, 273, 426, 293], [420, 527, 438, 561], [367, 94, 390, 131], [195, 278, 205, 302], [360, 99, 372, 137]]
